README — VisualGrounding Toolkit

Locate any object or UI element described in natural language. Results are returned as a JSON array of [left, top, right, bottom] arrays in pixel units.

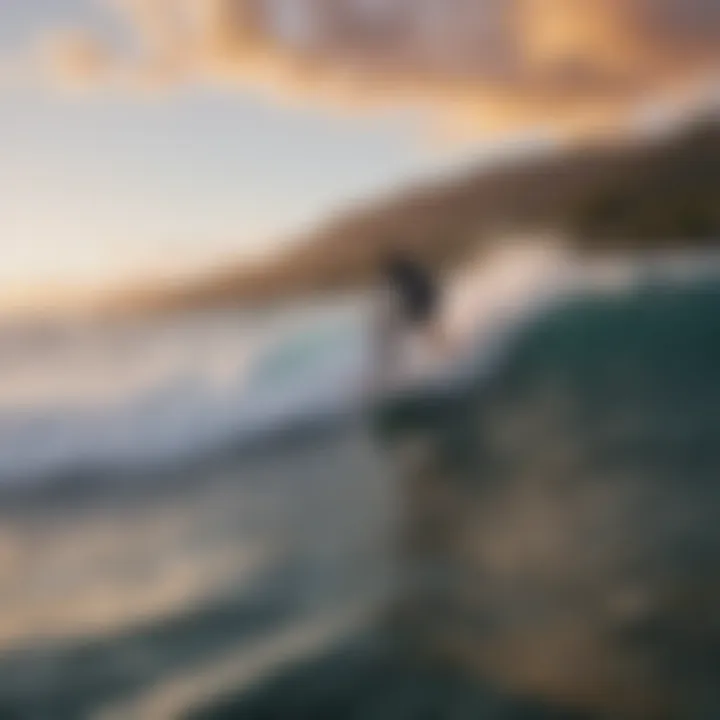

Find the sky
[[1, 0, 717, 311], [0, 76, 469, 301], [0, 1, 476, 308]]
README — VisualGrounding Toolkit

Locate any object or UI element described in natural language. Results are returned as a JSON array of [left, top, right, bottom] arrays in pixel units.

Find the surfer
[[372, 249, 446, 392], [385, 253, 440, 330]]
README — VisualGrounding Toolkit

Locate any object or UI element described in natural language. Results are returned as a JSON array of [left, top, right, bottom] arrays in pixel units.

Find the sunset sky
[[0, 2, 466, 304], [1, 0, 717, 308]]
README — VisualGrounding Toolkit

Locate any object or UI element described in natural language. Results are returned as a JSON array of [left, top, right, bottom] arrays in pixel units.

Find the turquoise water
[[253, 320, 366, 388]]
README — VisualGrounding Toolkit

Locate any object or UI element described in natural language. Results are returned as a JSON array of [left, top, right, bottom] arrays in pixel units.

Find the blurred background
[[0, 2, 719, 718]]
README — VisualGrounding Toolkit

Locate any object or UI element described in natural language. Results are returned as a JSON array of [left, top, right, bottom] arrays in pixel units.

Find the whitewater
[[1, 242, 719, 485]]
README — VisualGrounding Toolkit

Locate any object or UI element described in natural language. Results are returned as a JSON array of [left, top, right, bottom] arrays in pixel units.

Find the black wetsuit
[[384, 255, 439, 326]]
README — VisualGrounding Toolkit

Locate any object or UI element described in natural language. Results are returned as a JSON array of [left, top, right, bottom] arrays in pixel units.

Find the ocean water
[[1, 246, 720, 718], [0, 294, 392, 718], [193, 257, 720, 720]]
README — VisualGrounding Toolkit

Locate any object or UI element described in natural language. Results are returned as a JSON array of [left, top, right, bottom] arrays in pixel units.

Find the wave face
[[381, 270, 720, 719]]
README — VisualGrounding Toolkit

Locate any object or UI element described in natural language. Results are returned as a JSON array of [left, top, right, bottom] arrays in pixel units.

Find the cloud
[[38, 29, 113, 88], [31, 0, 720, 133]]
